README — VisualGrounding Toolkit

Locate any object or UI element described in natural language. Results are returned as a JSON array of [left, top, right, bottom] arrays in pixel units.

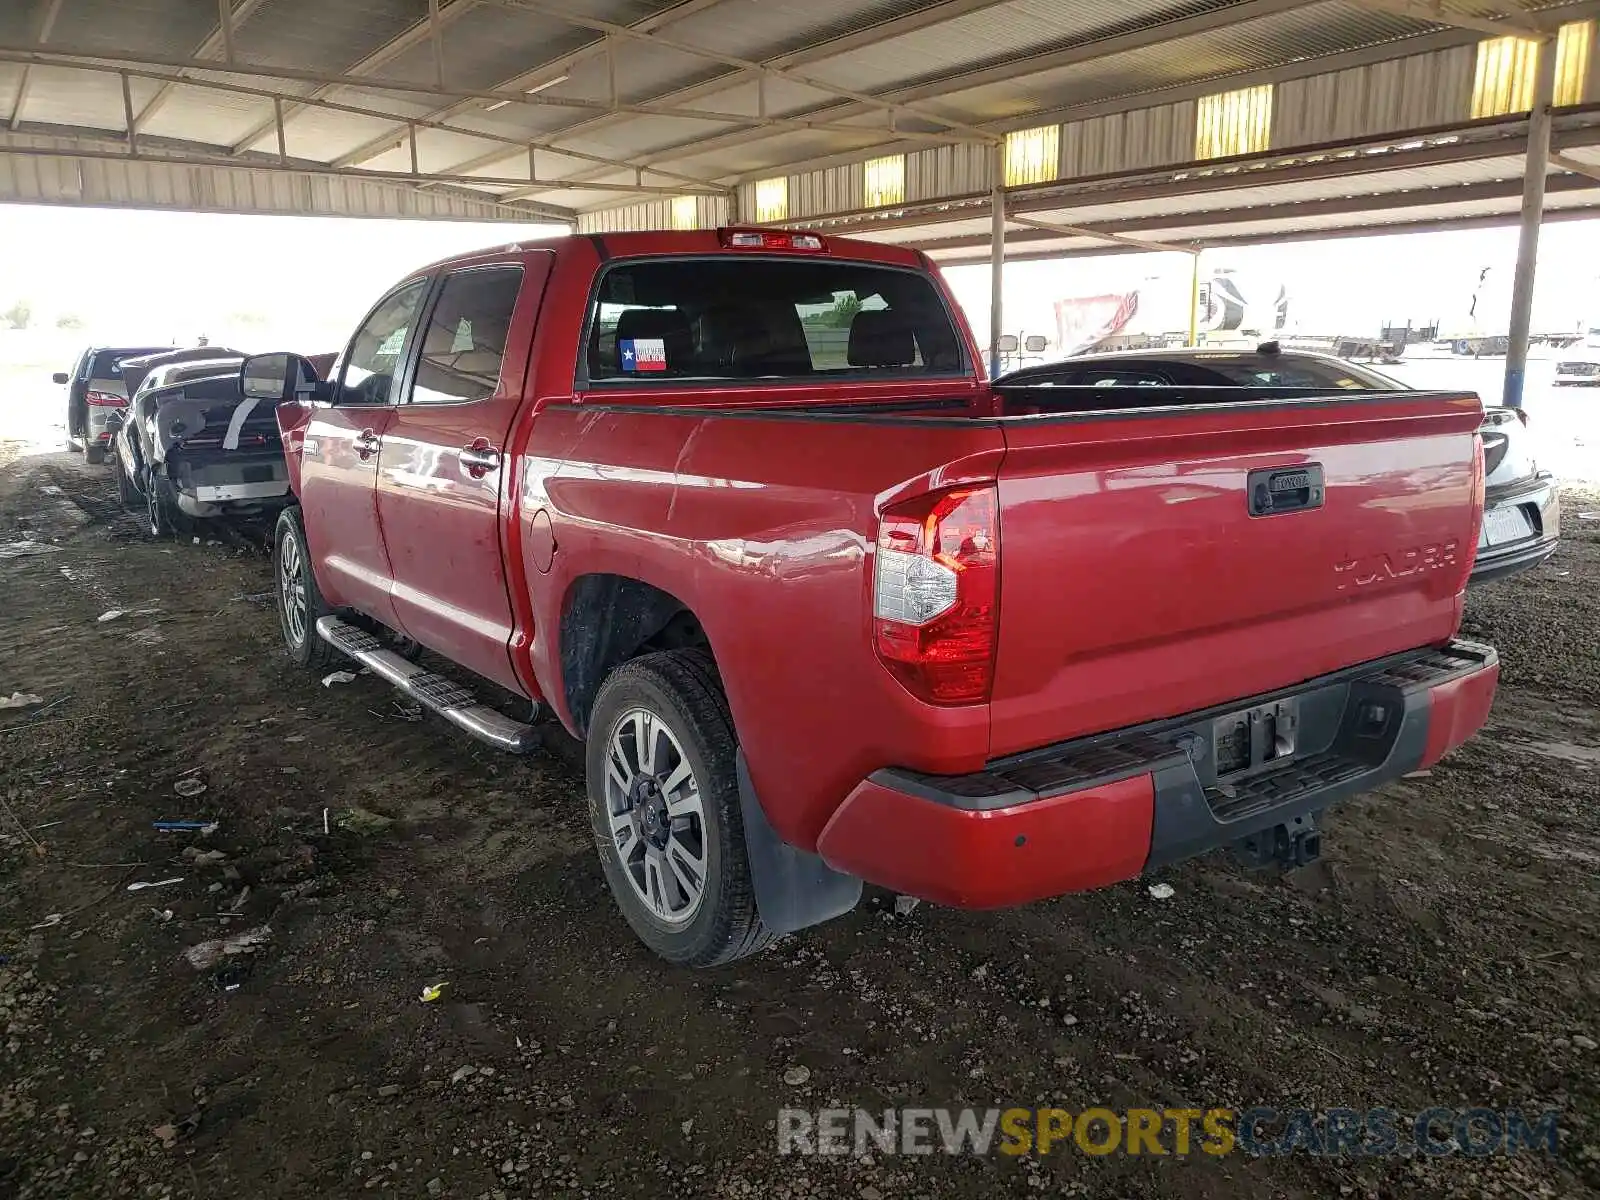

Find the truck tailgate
[[989, 392, 1484, 757]]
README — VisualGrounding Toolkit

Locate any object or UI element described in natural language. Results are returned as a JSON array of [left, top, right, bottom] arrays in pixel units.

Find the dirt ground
[[0, 445, 1596, 1200]]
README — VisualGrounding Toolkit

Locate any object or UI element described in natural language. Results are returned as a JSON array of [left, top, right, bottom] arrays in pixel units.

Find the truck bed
[[532, 384, 1484, 847]]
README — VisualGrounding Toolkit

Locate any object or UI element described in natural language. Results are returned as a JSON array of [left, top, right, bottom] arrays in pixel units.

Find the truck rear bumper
[[815, 640, 1498, 908]]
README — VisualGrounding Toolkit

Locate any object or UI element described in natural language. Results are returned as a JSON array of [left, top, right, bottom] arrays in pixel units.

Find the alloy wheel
[[603, 708, 708, 926], [278, 530, 309, 647]]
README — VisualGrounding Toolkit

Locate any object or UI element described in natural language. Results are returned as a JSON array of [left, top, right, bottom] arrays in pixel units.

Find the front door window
[[336, 280, 429, 406]]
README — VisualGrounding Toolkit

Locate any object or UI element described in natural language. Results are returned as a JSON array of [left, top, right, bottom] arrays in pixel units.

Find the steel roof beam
[[8, 0, 65, 132], [547, 0, 1316, 198], [228, 0, 486, 155], [134, 0, 270, 132], [0, 52, 730, 195], [1551, 150, 1600, 181], [1349, 0, 1552, 38], [904, 170, 1600, 253], [472, 0, 1013, 188], [928, 202, 1600, 264], [0, 41, 975, 154], [333, 0, 734, 169], [490, 0, 997, 141], [0, 138, 690, 199], [727, 27, 1485, 185], [1008, 214, 1195, 255]]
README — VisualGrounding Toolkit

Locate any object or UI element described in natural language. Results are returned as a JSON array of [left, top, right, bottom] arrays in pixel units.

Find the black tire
[[84, 442, 106, 465], [273, 506, 333, 671], [586, 649, 775, 968], [115, 450, 141, 510], [144, 471, 187, 539]]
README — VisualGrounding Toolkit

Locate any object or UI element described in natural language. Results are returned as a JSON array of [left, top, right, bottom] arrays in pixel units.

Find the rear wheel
[[145, 471, 186, 538], [274, 506, 333, 671], [115, 449, 141, 510], [586, 649, 775, 968]]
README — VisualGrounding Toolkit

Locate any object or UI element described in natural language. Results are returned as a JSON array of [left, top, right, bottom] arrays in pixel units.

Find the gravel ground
[[0, 448, 1596, 1200]]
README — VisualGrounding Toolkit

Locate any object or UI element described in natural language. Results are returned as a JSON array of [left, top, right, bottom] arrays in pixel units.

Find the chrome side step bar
[[315, 615, 539, 754]]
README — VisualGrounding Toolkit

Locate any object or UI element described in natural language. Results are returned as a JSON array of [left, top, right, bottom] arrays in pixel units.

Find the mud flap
[[736, 751, 862, 935]]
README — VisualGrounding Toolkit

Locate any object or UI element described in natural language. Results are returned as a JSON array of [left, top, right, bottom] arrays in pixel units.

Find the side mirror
[[240, 352, 324, 403], [1024, 335, 1048, 353], [103, 410, 126, 433], [52, 372, 69, 385], [996, 334, 1019, 353]]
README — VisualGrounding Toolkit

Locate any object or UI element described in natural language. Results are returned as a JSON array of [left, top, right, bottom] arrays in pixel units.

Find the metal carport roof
[[0, 0, 1594, 233]]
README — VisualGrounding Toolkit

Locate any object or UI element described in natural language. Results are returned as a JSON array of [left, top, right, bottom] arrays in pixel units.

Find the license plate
[[1480, 506, 1533, 548], [1213, 699, 1299, 778]]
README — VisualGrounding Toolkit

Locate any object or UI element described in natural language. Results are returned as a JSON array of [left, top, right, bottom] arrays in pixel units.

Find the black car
[[108, 351, 291, 537], [997, 346, 1561, 584]]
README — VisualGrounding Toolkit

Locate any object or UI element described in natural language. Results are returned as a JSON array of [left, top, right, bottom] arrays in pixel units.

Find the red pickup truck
[[241, 229, 1499, 967]]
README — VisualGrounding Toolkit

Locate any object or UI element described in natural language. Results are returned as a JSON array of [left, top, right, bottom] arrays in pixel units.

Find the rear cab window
[[582, 257, 964, 387]]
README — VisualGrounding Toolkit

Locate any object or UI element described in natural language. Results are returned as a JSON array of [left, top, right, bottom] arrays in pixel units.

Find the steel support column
[[1188, 250, 1202, 347], [1504, 37, 1558, 409], [989, 145, 1005, 379]]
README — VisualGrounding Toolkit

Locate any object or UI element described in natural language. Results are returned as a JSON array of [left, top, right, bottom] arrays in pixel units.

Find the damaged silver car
[[108, 347, 295, 536]]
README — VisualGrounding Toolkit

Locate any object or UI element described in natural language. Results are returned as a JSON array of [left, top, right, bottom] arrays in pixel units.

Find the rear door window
[[584, 257, 964, 385], [409, 267, 524, 405]]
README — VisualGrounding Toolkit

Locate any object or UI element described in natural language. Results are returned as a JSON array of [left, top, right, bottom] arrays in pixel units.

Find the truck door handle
[[354, 429, 381, 460], [459, 442, 501, 478]]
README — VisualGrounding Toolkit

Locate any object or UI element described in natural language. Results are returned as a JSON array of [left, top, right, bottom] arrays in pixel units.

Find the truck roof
[[410, 229, 929, 278]]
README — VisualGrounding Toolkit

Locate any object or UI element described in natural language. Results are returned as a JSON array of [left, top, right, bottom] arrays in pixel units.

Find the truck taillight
[[873, 485, 999, 705], [85, 390, 124, 406]]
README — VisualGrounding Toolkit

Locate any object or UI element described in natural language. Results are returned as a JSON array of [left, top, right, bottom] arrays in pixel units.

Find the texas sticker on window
[[618, 338, 667, 372]]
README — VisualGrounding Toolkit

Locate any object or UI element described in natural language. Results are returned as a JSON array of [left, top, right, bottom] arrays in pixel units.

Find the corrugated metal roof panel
[[662, 0, 956, 61], [0, 131, 542, 220], [1061, 101, 1197, 177], [582, 112, 749, 160], [577, 192, 729, 232], [11, 68, 165, 135], [653, 126, 886, 183], [925, 0, 1440, 122], [1051, 154, 1532, 221], [54, 0, 223, 60], [230, 0, 433, 77], [1273, 44, 1475, 144], [362, 4, 594, 90], [550, 41, 726, 109], [906, 142, 994, 201], [137, 84, 279, 149], [800, 0, 1241, 93], [0, 5, 42, 44]]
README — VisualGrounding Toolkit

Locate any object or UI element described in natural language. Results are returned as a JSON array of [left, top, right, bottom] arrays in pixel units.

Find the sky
[[0, 206, 564, 355], [1, 203, 1600, 357]]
